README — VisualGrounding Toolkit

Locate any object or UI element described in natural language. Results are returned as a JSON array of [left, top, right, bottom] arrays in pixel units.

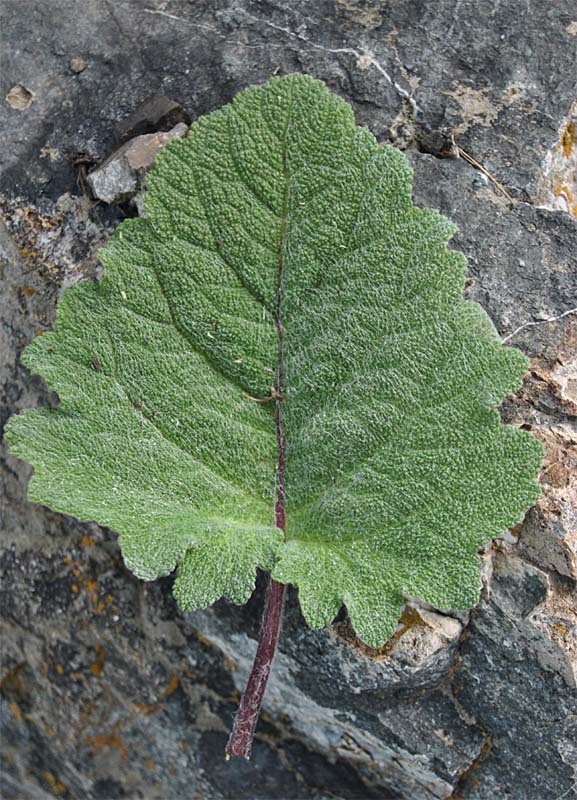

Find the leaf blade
[[5, 74, 543, 644]]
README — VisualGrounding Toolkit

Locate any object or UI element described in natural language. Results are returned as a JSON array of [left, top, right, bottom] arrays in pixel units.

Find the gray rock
[[1, 2, 576, 799], [87, 123, 188, 205], [87, 150, 138, 205]]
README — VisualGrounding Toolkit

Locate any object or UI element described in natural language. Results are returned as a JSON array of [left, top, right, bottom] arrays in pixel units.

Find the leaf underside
[[6, 75, 542, 647]]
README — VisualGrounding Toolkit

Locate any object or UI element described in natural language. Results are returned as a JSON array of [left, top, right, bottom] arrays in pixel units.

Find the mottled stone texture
[[1, 2, 576, 798]]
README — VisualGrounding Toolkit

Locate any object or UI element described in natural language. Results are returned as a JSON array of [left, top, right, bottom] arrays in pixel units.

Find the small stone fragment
[[124, 123, 188, 171], [69, 57, 87, 74], [114, 95, 191, 144], [87, 123, 188, 204], [6, 84, 33, 110], [416, 608, 463, 639], [87, 151, 138, 205]]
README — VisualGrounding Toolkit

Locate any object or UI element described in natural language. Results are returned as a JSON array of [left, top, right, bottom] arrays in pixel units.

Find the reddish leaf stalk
[[225, 578, 287, 759]]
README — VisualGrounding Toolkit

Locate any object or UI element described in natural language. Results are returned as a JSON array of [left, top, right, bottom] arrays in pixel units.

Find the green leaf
[[5, 74, 542, 647]]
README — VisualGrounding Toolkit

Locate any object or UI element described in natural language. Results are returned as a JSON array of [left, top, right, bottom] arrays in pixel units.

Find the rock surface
[[1, 2, 576, 799]]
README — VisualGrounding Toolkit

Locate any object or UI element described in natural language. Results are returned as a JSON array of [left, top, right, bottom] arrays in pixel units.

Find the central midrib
[[274, 94, 293, 538]]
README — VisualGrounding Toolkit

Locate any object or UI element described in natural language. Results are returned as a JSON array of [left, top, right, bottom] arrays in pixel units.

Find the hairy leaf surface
[[6, 75, 542, 646]]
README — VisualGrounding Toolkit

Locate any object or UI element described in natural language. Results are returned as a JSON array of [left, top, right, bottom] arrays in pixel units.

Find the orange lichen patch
[[561, 121, 575, 157], [89, 645, 106, 677], [553, 183, 575, 204], [159, 675, 179, 700], [8, 702, 23, 721], [41, 771, 68, 797], [81, 534, 96, 547], [553, 622, 569, 635], [56, 664, 64, 675], [86, 721, 128, 763], [223, 655, 235, 671], [196, 632, 213, 648], [180, 740, 189, 750], [62, 557, 115, 614], [63, 556, 96, 594], [22, 286, 36, 297], [143, 759, 156, 770], [133, 702, 160, 715], [453, 729, 493, 792], [133, 674, 181, 716]]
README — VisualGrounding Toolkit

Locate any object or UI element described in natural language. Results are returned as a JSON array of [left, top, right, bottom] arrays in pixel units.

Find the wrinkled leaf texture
[[6, 75, 542, 646]]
